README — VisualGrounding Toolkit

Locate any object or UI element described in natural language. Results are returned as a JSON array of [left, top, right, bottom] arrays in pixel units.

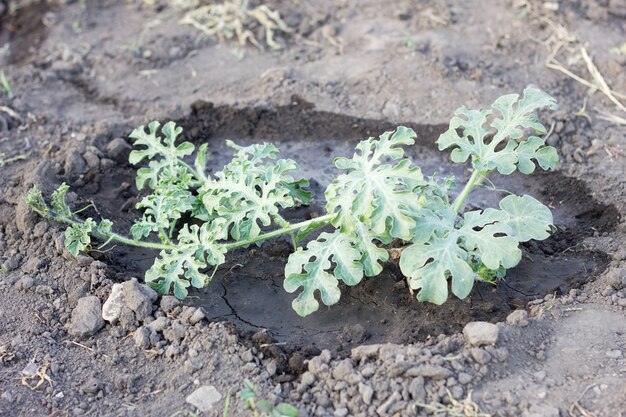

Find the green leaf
[[325, 127, 424, 239], [26, 185, 49, 217], [458, 208, 521, 270], [499, 194, 553, 242], [128, 121, 196, 190], [65, 218, 95, 256], [437, 87, 558, 175], [195, 143, 209, 176], [273, 403, 299, 417], [51, 183, 72, 217], [400, 204, 526, 304], [145, 221, 227, 299], [201, 141, 309, 241], [96, 219, 113, 236], [353, 223, 389, 277], [514, 136, 558, 174], [400, 234, 474, 304], [284, 231, 363, 317], [130, 187, 193, 240]]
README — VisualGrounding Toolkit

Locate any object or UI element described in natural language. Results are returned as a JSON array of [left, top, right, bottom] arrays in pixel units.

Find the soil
[[1, 1, 625, 417]]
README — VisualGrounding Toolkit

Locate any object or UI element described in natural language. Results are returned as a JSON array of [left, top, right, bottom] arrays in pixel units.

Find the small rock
[[332, 359, 354, 381], [463, 322, 499, 346], [405, 365, 451, 380], [33, 222, 49, 237], [470, 348, 492, 364], [506, 310, 529, 327], [241, 349, 254, 363], [165, 345, 180, 358], [351, 344, 380, 361], [69, 296, 105, 338], [180, 307, 197, 324], [160, 296, 181, 313], [106, 138, 132, 163], [133, 326, 151, 349], [359, 382, 374, 405], [189, 308, 206, 325], [102, 283, 124, 323], [265, 360, 277, 377], [81, 377, 101, 395], [606, 349, 622, 359], [298, 371, 316, 392], [185, 386, 222, 412], [458, 372, 472, 385], [163, 320, 186, 343], [21, 257, 47, 274], [65, 150, 87, 181], [123, 278, 158, 321], [147, 316, 169, 333], [35, 285, 54, 295], [15, 276, 35, 291]]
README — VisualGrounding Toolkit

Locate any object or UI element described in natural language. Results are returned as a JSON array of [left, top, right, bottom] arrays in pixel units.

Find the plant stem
[[223, 213, 336, 250], [451, 170, 485, 213], [51, 210, 336, 252]]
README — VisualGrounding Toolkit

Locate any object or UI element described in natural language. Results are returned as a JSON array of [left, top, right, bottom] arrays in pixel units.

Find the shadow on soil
[[56, 98, 617, 358]]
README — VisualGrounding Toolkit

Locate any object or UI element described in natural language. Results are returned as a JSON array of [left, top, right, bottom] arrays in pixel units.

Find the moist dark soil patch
[[0, 0, 50, 65], [49, 99, 617, 356]]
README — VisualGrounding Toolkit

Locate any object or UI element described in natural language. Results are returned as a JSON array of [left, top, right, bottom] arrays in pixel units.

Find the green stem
[[51, 210, 336, 253], [452, 170, 485, 213], [223, 213, 336, 250]]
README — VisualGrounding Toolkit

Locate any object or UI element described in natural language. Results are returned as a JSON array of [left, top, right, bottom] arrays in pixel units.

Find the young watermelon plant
[[27, 87, 558, 317]]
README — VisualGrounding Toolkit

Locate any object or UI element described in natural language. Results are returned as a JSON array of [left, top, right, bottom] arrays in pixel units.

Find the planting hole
[[78, 100, 616, 354]]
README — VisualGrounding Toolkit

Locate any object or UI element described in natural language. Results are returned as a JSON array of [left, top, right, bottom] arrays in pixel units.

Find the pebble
[[160, 296, 181, 313], [106, 138, 132, 163], [470, 348, 492, 364], [185, 385, 222, 412], [358, 382, 374, 405], [68, 296, 105, 337], [189, 308, 206, 325], [405, 365, 452, 379], [102, 283, 124, 323], [331, 359, 354, 381], [506, 310, 529, 327], [81, 377, 101, 395], [15, 276, 34, 290], [463, 322, 499, 346], [458, 372, 473, 385], [133, 326, 151, 349], [123, 278, 157, 321], [606, 349, 622, 359]]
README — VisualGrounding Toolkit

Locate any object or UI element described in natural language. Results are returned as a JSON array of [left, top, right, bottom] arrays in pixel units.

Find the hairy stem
[[452, 170, 485, 213], [223, 213, 336, 250], [49, 210, 336, 253]]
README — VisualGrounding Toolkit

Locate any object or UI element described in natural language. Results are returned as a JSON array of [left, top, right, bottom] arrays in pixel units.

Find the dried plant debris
[[178, 0, 291, 50]]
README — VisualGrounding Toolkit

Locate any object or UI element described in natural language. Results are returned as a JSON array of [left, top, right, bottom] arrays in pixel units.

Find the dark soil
[[1, 1, 625, 416]]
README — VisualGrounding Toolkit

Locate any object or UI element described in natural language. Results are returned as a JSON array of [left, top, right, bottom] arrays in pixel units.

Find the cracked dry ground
[[0, 1, 625, 417]]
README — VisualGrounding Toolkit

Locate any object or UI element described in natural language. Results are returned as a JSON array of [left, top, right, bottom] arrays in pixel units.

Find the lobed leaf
[[437, 86, 559, 175], [130, 187, 194, 240], [65, 218, 96, 256], [51, 183, 71, 217], [145, 221, 227, 299], [128, 121, 196, 190], [325, 127, 425, 239], [200, 141, 309, 241], [399, 193, 550, 304], [499, 194, 553, 242]]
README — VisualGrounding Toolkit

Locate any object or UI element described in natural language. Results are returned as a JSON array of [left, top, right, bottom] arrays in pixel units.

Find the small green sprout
[[27, 87, 559, 317], [240, 379, 298, 417], [0, 70, 13, 99]]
